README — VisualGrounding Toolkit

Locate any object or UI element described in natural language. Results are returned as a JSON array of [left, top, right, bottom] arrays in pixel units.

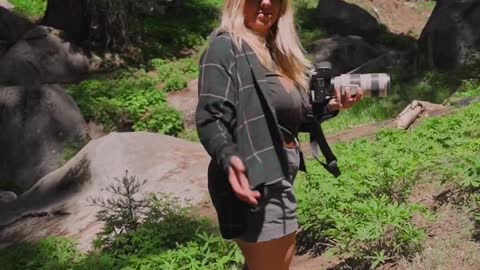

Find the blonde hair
[[219, 0, 311, 91]]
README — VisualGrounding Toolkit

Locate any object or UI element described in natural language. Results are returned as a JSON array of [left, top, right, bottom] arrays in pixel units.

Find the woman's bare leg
[[235, 232, 296, 270]]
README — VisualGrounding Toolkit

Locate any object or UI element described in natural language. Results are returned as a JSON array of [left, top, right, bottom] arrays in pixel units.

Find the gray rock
[[314, 0, 382, 43], [0, 0, 13, 10], [0, 84, 88, 190], [0, 190, 17, 203], [313, 35, 387, 75], [0, 132, 210, 252], [0, 26, 90, 85], [0, 6, 32, 45], [418, 0, 480, 70]]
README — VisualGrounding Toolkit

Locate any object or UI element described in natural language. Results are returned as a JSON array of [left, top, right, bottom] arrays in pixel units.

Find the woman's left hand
[[327, 85, 364, 111]]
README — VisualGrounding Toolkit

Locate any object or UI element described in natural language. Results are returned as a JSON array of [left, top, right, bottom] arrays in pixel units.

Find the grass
[[9, 0, 46, 18], [415, 1, 436, 13]]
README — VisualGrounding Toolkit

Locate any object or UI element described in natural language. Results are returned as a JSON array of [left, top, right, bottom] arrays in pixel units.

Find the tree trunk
[[42, 0, 89, 42], [42, 0, 141, 51]]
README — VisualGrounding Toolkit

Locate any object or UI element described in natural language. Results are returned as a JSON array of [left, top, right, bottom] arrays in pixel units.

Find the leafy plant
[[296, 100, 480, 267], [67, 70, 184, 135], [10, 0, 47, 18], [150, 58, 199, 92], [0, 237, 83, 270], [87, 171, 244, 268], [142, 0, 222, 59]]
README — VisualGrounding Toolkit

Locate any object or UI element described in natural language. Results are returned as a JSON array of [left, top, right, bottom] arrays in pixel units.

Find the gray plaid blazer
[[196, 31, 293, 188], [195, 31, 338, 238]]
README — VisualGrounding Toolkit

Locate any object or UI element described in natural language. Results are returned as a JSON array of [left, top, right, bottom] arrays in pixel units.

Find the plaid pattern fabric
[[196, 32, 290, 188]]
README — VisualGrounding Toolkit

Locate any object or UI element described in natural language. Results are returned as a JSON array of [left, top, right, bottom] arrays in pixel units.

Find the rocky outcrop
[[0, 84, 88, 190], [0, 132, 210, 252], [0, 0, 13, 10], [0, 7, 92, 191], [0, 6, 32, 46], [0, 26, 90, 85], [315, 0, 383, 43], [418, 0, 480, 70], [312, 35, 392, 75]]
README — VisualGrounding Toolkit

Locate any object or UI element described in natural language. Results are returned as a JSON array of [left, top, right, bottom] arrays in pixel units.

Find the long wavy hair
[[219, 0, 311, 91]]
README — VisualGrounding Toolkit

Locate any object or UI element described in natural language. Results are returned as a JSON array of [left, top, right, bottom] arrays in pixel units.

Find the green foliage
[[0, 172, 242, 270], [89, 171, 148, 249], [415, 1, 436, 13], [121, 232, 242, 270], [0, 237, 83, 270], [142, 0, 222, 59], [10, 0, 46, 18], [450, 80, 480, 100], [67, 70, 184, 135], [89, 171, 243, 269], [150, 58, 199, 92], [294, 0, 328, 52], [296, 99, 480, 267]]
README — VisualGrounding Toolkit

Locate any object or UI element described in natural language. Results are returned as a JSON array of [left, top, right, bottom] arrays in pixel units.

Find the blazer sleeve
[[195, 35, 238, 172]]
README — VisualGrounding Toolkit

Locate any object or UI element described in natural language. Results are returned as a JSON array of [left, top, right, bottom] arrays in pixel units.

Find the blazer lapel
[[243, 45, 291, 180], [243, 46, 275, 114]]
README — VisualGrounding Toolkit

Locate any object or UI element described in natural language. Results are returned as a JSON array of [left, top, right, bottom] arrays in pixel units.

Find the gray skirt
[[237, 145, 301, 242]]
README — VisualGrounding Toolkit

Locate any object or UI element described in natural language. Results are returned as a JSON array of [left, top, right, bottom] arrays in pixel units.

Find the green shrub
[[150, 58, 199, 92], [89, 171, 243, 269], [10, 0, 46, 18], [0, 172, 242, 270], [67, 71, 184, 135], [0, 237, 83, 270]]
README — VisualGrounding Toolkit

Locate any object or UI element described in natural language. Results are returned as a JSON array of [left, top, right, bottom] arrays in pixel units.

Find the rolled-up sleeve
[[196, 36, 238, 172]]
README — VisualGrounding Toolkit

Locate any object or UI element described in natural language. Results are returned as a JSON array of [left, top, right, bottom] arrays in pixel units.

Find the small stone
[[0, 190, 17, 203]]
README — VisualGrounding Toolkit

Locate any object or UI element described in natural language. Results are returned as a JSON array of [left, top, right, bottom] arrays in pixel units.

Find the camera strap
[[310, 118, 341, 177]]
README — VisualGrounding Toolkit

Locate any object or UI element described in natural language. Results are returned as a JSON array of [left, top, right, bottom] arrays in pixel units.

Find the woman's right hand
[[328, 85, 364, 111], [228, 156, 261, 206]]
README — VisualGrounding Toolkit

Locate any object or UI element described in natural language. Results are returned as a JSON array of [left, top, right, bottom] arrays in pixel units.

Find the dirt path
[[397, 182, 480, 270]]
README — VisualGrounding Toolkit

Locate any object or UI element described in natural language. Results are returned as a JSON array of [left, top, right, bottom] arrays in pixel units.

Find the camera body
[[310, 62, 391, 107]]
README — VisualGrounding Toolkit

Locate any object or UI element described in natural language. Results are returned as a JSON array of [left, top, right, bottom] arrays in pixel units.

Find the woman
[[196, 0, 363, 269]]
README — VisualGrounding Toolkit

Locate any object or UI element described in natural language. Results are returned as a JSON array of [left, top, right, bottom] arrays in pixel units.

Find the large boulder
[[315, 0, 383, 43], [312, 35, 389, 75], [418, 0, 480, 70], [0, 84, 87, 190], [0, 6, 32, 46], [0, 0, 13, 10], [0, 132, 211, 251], [0, 26, 90, 85]]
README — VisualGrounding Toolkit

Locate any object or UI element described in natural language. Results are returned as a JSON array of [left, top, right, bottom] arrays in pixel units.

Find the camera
[[307, 62, 391, 177], [310, 62, 390, 105]]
